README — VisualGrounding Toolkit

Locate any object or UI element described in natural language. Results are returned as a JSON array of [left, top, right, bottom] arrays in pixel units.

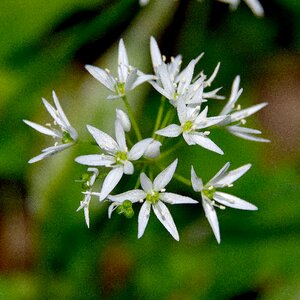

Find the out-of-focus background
[[1, 0, 300, 299]]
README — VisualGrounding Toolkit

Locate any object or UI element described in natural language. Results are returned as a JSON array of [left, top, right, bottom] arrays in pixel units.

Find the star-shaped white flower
[[75, 120, 153, 201], [23, 91, 78, 163], [191, 163, 258, 243], [155, 97, 227, 154], [150, 37, 223, 107], [85, 39, 154, 99], [77, 168, 99, 228], [108, 159, 198, 241], [219, 76, 269, 142]]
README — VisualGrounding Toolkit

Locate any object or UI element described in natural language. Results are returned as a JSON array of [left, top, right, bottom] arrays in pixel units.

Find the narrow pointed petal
[[190, 133, 224, 155], [128, 138, 153, 161], [140, 173, 153, 193], [87, 125, 118, 154], [244, 0, 264, 17], [42, 98, 65, 128], [100, 167, 124, 201], [155, 124, 182, 137], [160, 193, 198, 204], [216, 164, 251, 187], [116, 109, 131, 132], [231, 102, 268, 121], [130, 73, 156, 90], [108, 202, 119, 218], [227, 125, 262, 134], [138, 201, 151, 239], [177, 60, 195, 95], [41, 143, 72, 153], [85, 65, 116, 91], [157, 64, 174, 97], [115, 120, 127, 151], [214, 192, 258, 210], [208, 162, 230, 186], [84, 204, 90, 228], [202, 197, 221, 243], [124, 68, 138, 91], [150, 36, 163, 68], [177, 97, 187, 124], [205, 62, 220, 87], [123, 160, 134, 175], [191, 166, 203, 192], [153, 201, 179, 241], [75, 154, 114, 166], [150, 81, 172, 100], [108, 189, 146, 203], [228, 128, 270, 143], [196, 115, 227, 129], [52, 91, 71, 127], [118, 39, 129, 82], [153, 159, 178, 191], [23, 120, 59, 137], [28, 151, 54, 164]]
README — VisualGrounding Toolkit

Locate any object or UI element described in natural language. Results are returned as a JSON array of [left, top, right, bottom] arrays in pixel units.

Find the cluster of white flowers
[[25, 37, 268, 243], [139, 0, 264, 17]]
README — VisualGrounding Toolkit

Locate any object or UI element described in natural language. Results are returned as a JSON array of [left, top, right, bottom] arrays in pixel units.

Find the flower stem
[[172, 172, 191, 186], [157, 139, 184, 161], [122, 95, 142, 141], [152, 96, 165, 138]]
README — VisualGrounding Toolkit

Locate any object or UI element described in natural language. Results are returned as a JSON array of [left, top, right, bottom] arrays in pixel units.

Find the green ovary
[[202, 187, 216, 200], [182, 120, 193, 133], [146, 191, 160, 204], [62, 131, 74, 144], [116, 82, 125, 95], [115, 151, 128, 164]]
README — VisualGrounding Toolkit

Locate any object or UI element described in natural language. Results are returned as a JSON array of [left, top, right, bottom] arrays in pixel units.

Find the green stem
[[122, 95, 142, 141], [152, 96, 165, 138], [172, 172, 191, 186], [157, 139, 184, 161]]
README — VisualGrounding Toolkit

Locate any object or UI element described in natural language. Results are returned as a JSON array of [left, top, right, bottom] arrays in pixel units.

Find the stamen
[[162, 55, 166, 62], [105, 68, 110, 73]]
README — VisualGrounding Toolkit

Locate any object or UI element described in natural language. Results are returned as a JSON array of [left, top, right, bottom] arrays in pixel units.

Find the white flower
[[77, 168, 99, 228], [217, 0, 264, 17], [143, 140, 162, 158], [155, 97, 227, 154], [23, 91, 78, 163], [191, 163, 258, 243], [150, 37, 223, 107], [75, 120, 153, 201], [85, 39, 154, 99], [219, 76, 269, 142], [108, 159, 198, 241]]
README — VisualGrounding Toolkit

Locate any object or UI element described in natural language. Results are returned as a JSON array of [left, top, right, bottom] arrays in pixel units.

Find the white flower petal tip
[[191, 166, 203, 192]]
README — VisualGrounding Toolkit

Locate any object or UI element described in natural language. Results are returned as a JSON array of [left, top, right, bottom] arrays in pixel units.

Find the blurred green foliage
[[0, 0, 300, 299]]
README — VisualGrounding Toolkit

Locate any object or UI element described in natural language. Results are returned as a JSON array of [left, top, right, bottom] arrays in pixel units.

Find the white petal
[[205, 62, 220, 87], [183, 132, 196, 145], [230, 102, 268, 121], [153, 159, 178, 191], [42, 98, 65, 128], [191, 166, 203, 192], [228, 128, 270, 143], [87, 125, 118, 154], [116, 109, 131, 132], [128, 138, 153, 161], [108, 202, 119, 219], [75, 154, 114, 166], [143, 140, 162, 158], [28, 151, 54, 164], [227, 125, 262, 134], [115, 120, 127, 151], [84, 204, 90, 228], [214, 192, 258, 210], [177, 97, 187, 124], [138, 201, 151, 239], [216, 164, 251, 187], [195, 115, 227, 129], [124, 68, 138, 91], [85, 65, 116, 91], [202, 196, 221, 243], [160, 193, 198, 204], [23, 120, 59, 137], [153, 201, 179, 241], [52, 91, 71, 128], [244, 0, 264, 17], [156, 64, 174, 97], [155, 124, 182, 137], [140, 173, 153, 193], [150, 36, 162, 68], [118, 39, 129, 82], [130, 73, 155, 90], [108, 189, 146, 203], [176, 60, 195, 95], [123, 160, 134, 175], [189, 133, 224, 155], [100, 167, 124, 201], [208, 162, 230, 186], [41, 143, 72, 153]]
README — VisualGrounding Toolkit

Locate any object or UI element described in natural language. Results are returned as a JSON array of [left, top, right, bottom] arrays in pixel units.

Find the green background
[[1, 0, 300, 299]]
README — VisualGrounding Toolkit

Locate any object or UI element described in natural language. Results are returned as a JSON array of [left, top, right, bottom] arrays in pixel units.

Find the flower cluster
[[25, 37, 268, 243]]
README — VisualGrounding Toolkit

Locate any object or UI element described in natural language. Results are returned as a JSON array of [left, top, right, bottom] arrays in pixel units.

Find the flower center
[[202, 187, 216, 200], [182, 120, 193, 133], [146, 191, 160, 204], [115, 151, 128, 164], [115, 82, 125, 95], [62, 131, 74, 144]]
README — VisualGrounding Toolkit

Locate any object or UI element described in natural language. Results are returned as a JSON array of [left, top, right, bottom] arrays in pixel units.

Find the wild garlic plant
[[24, 37, 269, 243]]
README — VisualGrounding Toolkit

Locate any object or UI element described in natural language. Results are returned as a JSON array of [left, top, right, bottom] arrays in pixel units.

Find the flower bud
[[144, 140, 162, 158], [116, 109, 131, 132]]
